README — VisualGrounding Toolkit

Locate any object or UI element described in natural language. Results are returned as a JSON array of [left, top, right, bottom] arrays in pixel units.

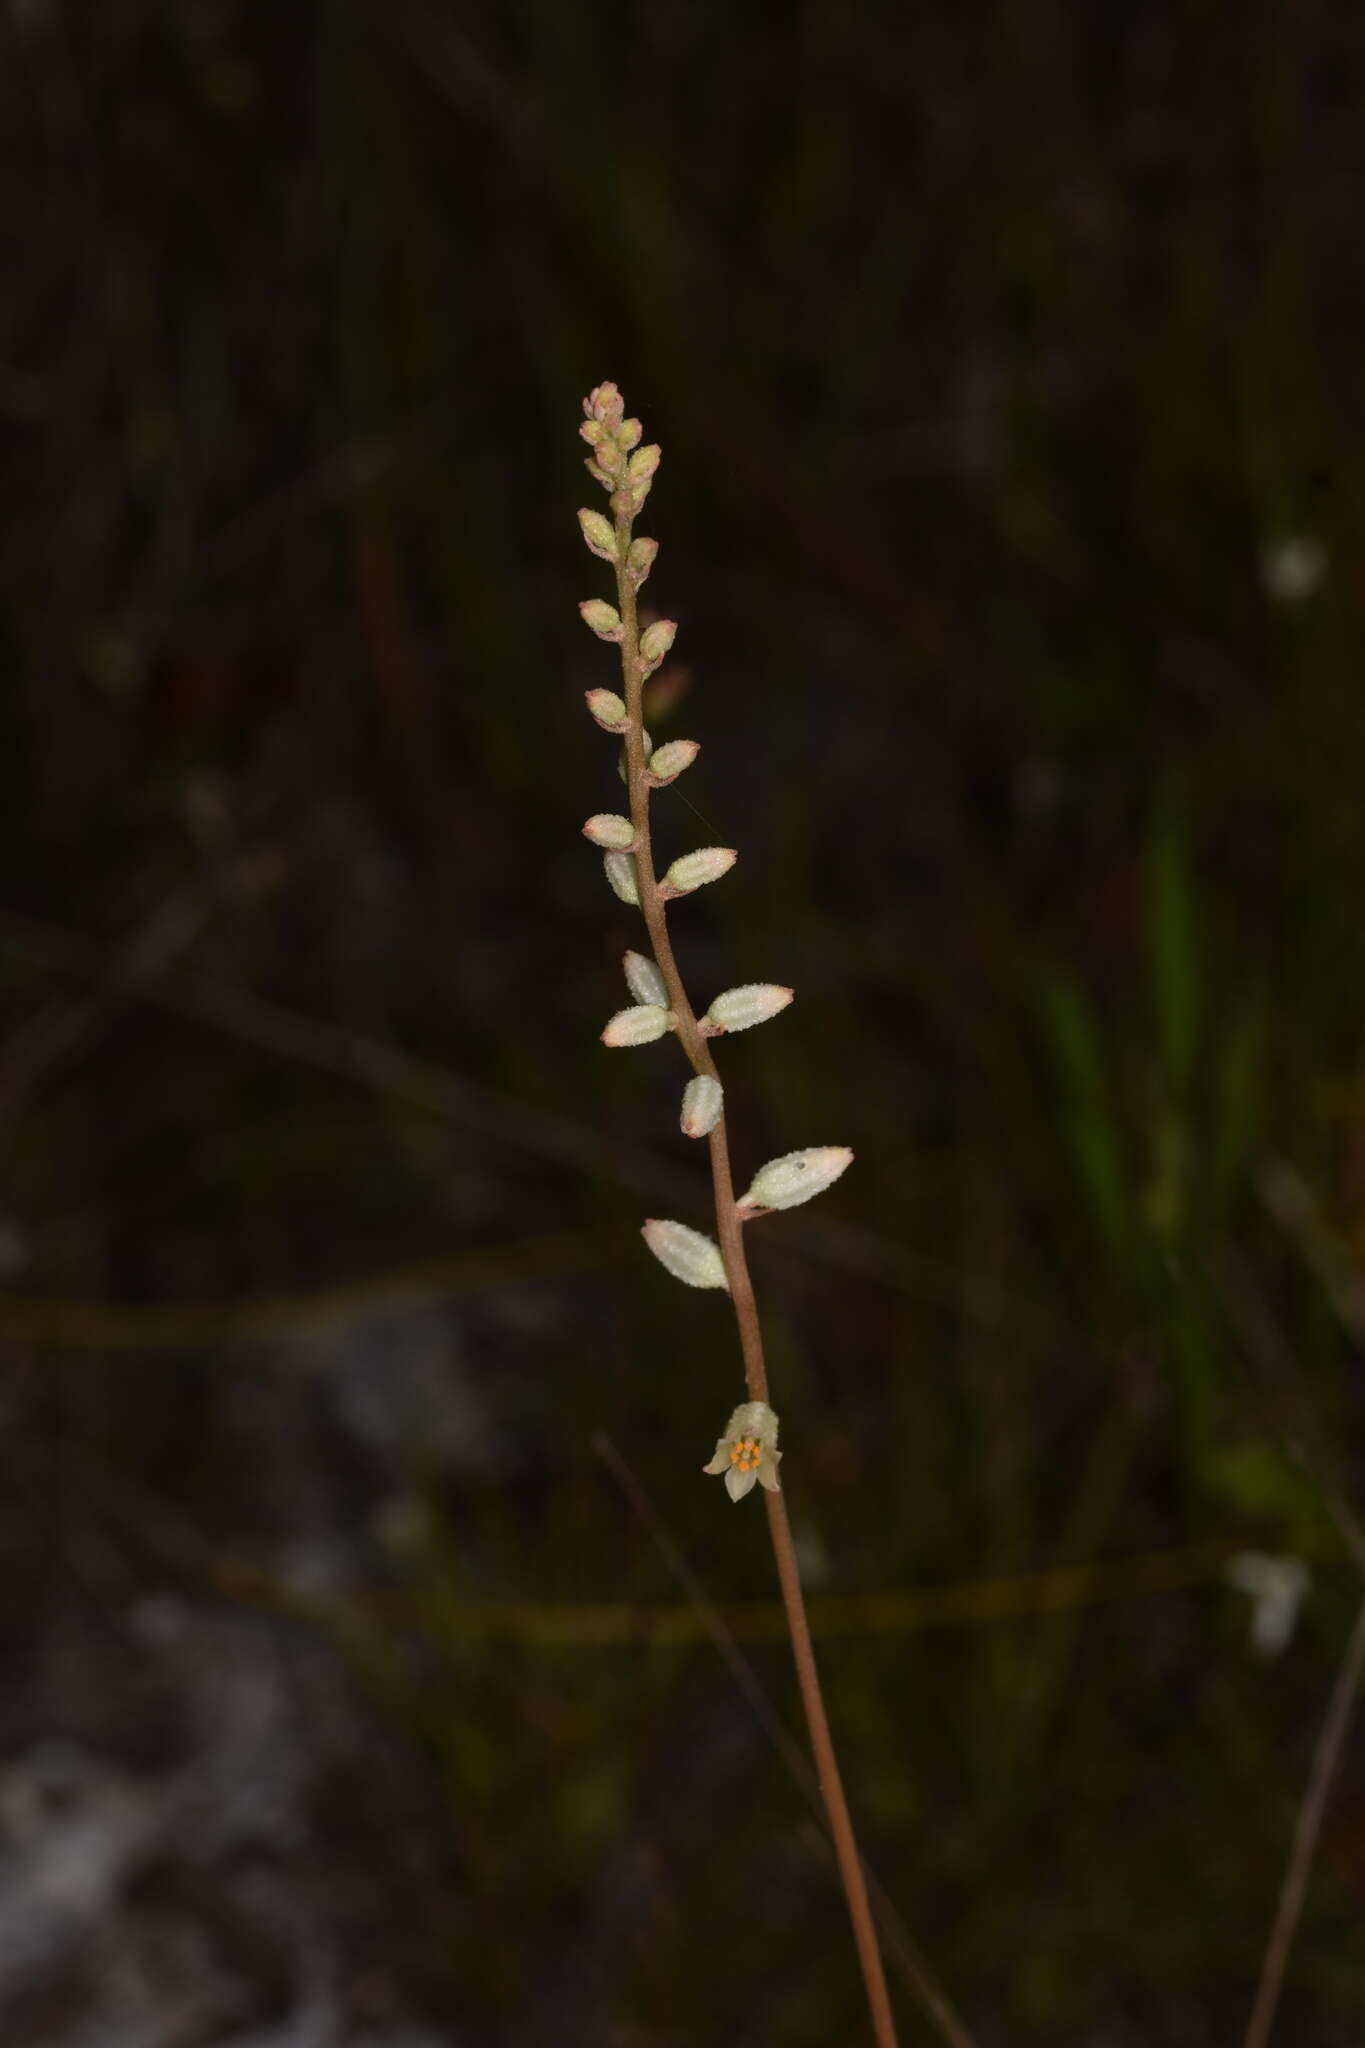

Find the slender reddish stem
[[611, 513, 900, 2048]]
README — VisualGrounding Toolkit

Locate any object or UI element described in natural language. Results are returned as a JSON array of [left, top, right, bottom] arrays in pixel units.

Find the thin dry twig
[[1243, 1596, 1365, 2048]]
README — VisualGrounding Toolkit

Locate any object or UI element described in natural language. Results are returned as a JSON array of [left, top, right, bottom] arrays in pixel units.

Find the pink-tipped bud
[[645, 739, 699, 786], [577, 509, 618, 561], [737, 1146, 854, 1217], [583, 813, 637, 851], [585, 688, 628, 731], [641, 1218, 728, 1290], [579, 599, 623, 642], [626, 537, 659, 587], [680, 1074, 724, 1138], [585, 382, 624, 426], [601, 1004, 672, 1047], [639, 619, 677, 669], [618, 418, 643, 452], [628, 444, 661, 483], [702, 984, 795, 1036], [662, 847, 737, 897]]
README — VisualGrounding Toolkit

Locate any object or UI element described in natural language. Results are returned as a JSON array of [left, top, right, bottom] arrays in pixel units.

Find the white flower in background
[[1227, 1552, 1310, 1658], [1260, 535, 1326, 605], [703, 1400, 782, 1501]]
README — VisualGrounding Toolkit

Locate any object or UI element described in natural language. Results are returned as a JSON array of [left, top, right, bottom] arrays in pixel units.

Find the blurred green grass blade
[[1038, 967, 1133, 1271], [1144, 801, 1202, 1097]]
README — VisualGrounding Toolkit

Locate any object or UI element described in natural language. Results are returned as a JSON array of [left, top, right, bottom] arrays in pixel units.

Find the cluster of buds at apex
[[602, 1004, 672, 1048], [582, 813, 638, 851], [680, 1073, 724, 1138], [577, 509, 618, 562], [645, 739, 698, 787], [583, 382, 625, 429], [702, 984, 794, 1036], [580, 599, 624, 642], [626, 537, 658, 587], [623, 950, 668, 1007], [641, 1218, 728, 1290], [603, 851, 639, 904], [581, 386, 653, 506], [639, 619, 677, 673], [737, 1146, 854, 1218], [661, 847, 737, 898], [703, 1401, 782, 1501], [585, 688, 628, 731]]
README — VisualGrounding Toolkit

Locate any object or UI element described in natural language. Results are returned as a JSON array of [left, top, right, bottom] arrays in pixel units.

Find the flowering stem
[[611, 515, 901, 2048]]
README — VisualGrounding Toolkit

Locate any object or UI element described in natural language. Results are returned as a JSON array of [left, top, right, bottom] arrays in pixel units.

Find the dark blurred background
[[4, 2, 1365, 2042]]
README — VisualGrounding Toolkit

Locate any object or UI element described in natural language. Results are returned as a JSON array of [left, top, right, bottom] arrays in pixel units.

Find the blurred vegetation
[[4, 2, 1365, 2043]]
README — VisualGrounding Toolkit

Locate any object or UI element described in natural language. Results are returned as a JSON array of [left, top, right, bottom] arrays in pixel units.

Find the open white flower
[[702, 1400, 782, 1501]]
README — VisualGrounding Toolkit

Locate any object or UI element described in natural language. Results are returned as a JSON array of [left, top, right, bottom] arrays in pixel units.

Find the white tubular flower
[[662, 847, 737, 897], [603, 852, 639, 905], [583, 813, 637, 851], [641, 1219, 728, 1290], [623, 951, 668, 1007], [1227, 1553, 1310, 1659], [646, 740, 699, 787], [680, 1074, 724, 1138], [703, 1400, 782, 1501], [601, 1004, 671, 1048], [585, 688, 628, 731], [703, 984, 794, 1036], [738, 1146, 853, 1216]]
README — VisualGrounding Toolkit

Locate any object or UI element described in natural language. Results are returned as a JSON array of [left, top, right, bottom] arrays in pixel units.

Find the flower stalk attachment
[[574, 380, 900, 2048]]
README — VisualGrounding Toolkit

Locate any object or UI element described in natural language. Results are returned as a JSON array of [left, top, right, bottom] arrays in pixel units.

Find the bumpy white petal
[[703, 984, 794, 1035], [646, 740, 699, 786], [739, 1146, 853, 1214], [603, 852, 639, 904], [583, 813, 637, 850], [585, 688, 628, 730], [663, 847, 737, 895], [641, 1219, 728, 1290], [680, 1074, 724, 1138], [623, 951, 668, 1007], [601, 1005, 671, 1047]]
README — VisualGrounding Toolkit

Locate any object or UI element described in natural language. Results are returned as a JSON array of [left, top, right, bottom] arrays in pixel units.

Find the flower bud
[[577, 509, 618, 562], [585, 382, 624, 426], [579, 599, 623, 642], [703, 984, 795, 1035], [583, 813, 637, 851], [618, 418, 643, 452], [738, 1146, 854, 1216], [628, 444, 662, 483], [602, 1004, 671, 1047], [585, 688, 628, 731], [662, 847, 737, 896], [623, 951, 668, 1007], [603, 851, 639, 905], [641, 1218, 728, 1290], [626, 537, 658, 587], [580, 418, 605, 447], [639, 619, 677, 669], [645, 739, 699, 786], [680, 1074, 724, 1138]]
